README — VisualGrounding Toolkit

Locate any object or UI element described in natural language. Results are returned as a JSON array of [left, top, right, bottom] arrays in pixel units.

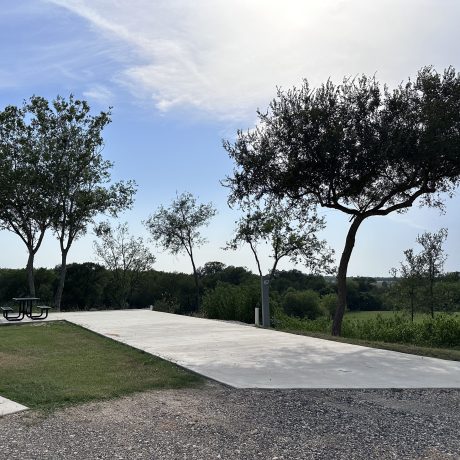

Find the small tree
[[144, 192, 217, 310], [94, 221, 155, 308], [227, 200, 334, 280], [417, 228, 448, 318], [391, 249, 424, 322], [225, 67, 460, 335]]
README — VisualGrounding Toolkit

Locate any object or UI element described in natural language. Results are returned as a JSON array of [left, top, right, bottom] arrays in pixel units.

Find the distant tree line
[[1, 262, 458, 318]]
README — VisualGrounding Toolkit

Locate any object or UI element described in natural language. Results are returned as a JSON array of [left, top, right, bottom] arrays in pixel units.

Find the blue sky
[[1, 0, 459, 276]]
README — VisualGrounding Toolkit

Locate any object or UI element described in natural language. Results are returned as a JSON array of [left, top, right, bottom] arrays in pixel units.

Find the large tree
[[0, 95, 135, 305], [0, 98, 56, 295], [46, 95, 136, 310], [224, 66, 460, 335], [144, 192, 217, 310]]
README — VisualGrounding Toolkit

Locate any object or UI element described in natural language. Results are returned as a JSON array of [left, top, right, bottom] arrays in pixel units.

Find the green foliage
[[152, 296, 181, 314], [269, 270, 331, 295], [94, 221, 155, 308], [320, 293, 338, 319], [145, 192, 217, 310], [346, 279, 385, 311], [274, 310, 460, 348], [227, 200, 334, 278], [273, 306, 330, 333], [201, 281, 259, 323], [342, 313, 460, 348], [145, 192, 216, 256], [282, 288, 323, 319], [133, 270, 197, 313], [199, 262, 256, 291], [0, 269, 28, 300], [60, 263, 107, 310]]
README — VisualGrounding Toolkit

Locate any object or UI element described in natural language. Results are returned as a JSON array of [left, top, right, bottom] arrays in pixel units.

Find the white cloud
[[82, 84, 115, 106], [47, 0, 460, 121]]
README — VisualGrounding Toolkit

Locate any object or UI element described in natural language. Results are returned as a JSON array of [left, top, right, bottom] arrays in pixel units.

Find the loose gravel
[[1, 383, 459, 459]]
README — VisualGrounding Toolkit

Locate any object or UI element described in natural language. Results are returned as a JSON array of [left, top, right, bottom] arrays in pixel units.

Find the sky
[[0, 0, 459, 276]]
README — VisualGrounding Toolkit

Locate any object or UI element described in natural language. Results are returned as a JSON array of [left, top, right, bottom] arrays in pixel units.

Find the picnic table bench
[[1, 298, 51, 322]]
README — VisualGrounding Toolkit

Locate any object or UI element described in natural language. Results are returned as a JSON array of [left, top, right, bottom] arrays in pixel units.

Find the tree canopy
[[0, 95, 136, 303], [227, 200, 334, 279], [224, 66, 460, 335]]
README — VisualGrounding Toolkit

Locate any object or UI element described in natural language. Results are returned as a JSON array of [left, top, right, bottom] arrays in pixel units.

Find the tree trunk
[[190, 257, 200, 311], [54, 250, 68, 311], [26, 250, 36, 296], [332, 215, 364, 336]]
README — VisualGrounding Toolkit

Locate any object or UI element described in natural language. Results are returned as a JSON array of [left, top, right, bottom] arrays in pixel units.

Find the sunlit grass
[[0, 321, 204, 410]]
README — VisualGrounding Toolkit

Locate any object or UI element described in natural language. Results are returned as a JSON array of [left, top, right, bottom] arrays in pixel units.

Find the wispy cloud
[[46, 0, 460, 121], [83, 84, 114, 106]]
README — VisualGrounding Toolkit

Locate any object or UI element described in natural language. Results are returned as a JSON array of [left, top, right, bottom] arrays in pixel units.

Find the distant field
[[345, 310, 460, 322]]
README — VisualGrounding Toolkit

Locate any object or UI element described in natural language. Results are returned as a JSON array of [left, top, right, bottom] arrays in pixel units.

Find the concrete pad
[[0, 396, 28, 417], [48, 310, 460, 389]]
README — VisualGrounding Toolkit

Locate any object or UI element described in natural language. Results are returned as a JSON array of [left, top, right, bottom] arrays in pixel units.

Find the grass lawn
[[0, 321, 204, 410]]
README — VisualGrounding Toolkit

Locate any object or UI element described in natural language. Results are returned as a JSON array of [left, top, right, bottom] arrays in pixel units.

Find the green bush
[[282, 288, 324, 319], [153, 296, 180, 314], [273, 308, 460, 348], [341, 313, 460, 347], [273, 305, 331, 332], [201, 281, 259, 323], [320, 293, 338, 319]]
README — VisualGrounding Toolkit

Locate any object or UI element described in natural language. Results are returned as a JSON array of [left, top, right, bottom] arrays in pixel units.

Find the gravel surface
[[1, 383, 459, 459]]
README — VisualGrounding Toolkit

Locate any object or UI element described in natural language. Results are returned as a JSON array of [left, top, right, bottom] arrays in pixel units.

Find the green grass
[[344, 310, 460, 322], [0, 321, 204, 410]]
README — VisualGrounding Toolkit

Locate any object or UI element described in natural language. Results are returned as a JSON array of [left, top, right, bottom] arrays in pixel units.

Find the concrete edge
[[0, 397, 28, 417]]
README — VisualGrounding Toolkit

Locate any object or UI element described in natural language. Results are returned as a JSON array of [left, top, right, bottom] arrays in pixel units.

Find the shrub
[[201, 281, 259, 323], [341, 313, 460, 347], [273, 305, 331, 332], [274, 309, 460, 348], [153, 296, 180, 314], [320, 293, 338, 319], [282, 289, 324, 320]]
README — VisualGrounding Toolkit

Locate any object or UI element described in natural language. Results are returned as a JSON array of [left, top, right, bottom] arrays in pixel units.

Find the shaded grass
[[278, 328, 460, 362], [0, 321, 204, 410]]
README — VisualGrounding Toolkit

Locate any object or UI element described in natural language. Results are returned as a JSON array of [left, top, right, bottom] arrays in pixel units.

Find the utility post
[[261, 275, 270, 327]]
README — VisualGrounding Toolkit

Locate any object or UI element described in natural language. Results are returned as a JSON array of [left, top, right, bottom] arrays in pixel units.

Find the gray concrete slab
[[0, 396, 28, 417], [45, 310, 460, 389]]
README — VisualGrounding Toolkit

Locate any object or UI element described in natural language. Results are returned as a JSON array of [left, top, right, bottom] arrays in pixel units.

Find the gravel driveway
[[1, 383, 459, 460]]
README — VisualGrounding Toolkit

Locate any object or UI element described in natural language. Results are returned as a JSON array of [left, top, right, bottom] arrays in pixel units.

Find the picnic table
[[1, 297, 51, 322]]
